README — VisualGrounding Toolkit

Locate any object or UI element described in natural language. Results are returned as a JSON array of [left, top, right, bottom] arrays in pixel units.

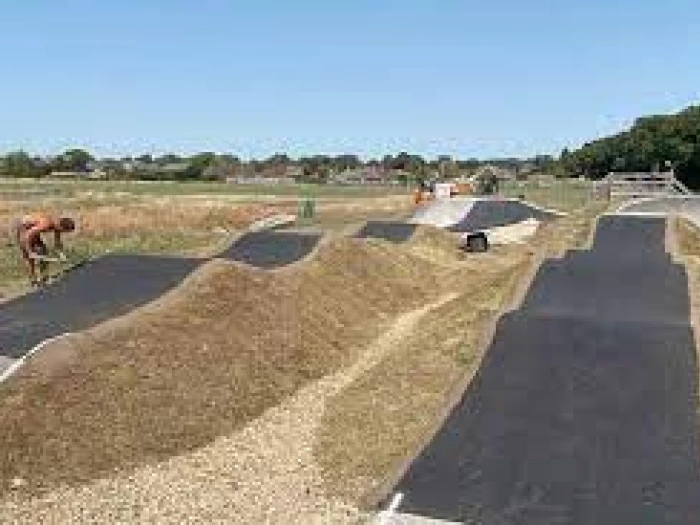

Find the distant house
[[120, 160, 190, 178], [329, 168, 362, 184], [474, 164, 516, 183], [224, 164, 301, 182], [285, 166, 304, 179], [330, 167, 400, 185], [225, 176, 293, 185], [225, 164, 296, 185], [515, 163, 537, 180], [155, 162, 190, 176], [49, 168, 106, 180]]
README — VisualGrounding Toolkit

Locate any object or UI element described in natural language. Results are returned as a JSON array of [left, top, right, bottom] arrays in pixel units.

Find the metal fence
[[605, 171, 690, 198]]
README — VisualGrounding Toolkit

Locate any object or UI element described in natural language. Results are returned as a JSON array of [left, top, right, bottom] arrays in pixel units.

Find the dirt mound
[[407, 225, 464, 263], [0, 237, 447, 498]]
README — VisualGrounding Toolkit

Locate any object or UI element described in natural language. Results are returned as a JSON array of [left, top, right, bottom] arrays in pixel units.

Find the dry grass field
[[0, 180, 412, 297]]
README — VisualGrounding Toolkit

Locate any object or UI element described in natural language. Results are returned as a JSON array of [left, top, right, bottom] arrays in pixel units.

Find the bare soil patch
[[315, 246, 532, 506]]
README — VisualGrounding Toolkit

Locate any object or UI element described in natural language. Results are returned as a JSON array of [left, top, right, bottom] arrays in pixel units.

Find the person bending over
[[13, 213, 75, 286]]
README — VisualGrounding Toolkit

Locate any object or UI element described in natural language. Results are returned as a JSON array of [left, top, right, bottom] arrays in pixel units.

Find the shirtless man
[[13, 213, 75, 286]]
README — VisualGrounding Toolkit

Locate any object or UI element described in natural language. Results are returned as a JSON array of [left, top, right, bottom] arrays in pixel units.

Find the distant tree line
[[0, 148, 561, 183], [563, 105, 700, 188], [8, 106, 698, 185]]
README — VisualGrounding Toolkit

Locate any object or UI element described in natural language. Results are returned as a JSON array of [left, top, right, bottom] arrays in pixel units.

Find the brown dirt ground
[[315, 243, 532, 505], [673, 218, 700, 460], [676, 217, 700, 258]]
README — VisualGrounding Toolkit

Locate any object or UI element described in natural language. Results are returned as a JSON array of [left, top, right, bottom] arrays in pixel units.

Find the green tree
[[136, 154, 153, 164], [155, 153, 182, 165], [184, 152, 217, 180], [1, 151, 44, 178], [60, 148, 93, 171], [567, 105, 700, 187]]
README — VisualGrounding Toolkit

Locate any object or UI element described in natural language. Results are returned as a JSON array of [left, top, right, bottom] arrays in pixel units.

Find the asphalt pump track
[[358, 199, 560, 244], [0, 230, 321, 373], [447, 199, 559, 234], [355, 221, 418, 243], [391, 215, 700, 524]]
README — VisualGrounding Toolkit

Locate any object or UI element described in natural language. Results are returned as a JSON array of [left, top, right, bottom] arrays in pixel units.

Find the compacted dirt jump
[[0, 230, 321, 375], [391, 215, 700, 523]]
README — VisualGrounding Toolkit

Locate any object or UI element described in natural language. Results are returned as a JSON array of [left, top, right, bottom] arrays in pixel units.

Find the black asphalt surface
[[395, 215, 700, 524], [449, 199, 557, 233], [0, 255, 201, 359], [0, 230, 321, 362], [355, 221, 418, 243], [219, 230, 321, 268]]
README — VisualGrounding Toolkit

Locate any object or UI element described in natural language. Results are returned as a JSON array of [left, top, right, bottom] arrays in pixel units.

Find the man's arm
[[22, 226, 41, 254]]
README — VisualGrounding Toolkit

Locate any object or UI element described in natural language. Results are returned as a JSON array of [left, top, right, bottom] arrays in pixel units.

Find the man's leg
[[19, 245, 38, 285], [32, 239, 49, 284], [14, 225, 38, 285]]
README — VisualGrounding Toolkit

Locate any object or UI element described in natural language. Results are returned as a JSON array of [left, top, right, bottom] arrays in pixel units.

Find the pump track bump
[[0, 230, 322, 371]]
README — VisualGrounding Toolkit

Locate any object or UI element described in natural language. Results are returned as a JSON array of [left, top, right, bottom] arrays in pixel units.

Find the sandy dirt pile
[[316, 245, 533, 507]]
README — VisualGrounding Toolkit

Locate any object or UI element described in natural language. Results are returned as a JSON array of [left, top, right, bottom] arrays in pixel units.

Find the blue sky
[[1, 0, 698, 159]]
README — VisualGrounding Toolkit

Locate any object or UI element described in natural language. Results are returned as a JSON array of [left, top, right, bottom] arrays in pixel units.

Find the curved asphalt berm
[[448, 199, 558, 233], [393, 215, 700, 523], [220, 230, 322, 268], [0, 230, 321, 373], [358, 199, 560, 243], [355, 221, 418, 243], [0, 255, 201, 360]]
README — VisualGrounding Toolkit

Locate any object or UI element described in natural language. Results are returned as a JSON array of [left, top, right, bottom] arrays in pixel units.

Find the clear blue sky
[[1, 0, 698, 160]]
